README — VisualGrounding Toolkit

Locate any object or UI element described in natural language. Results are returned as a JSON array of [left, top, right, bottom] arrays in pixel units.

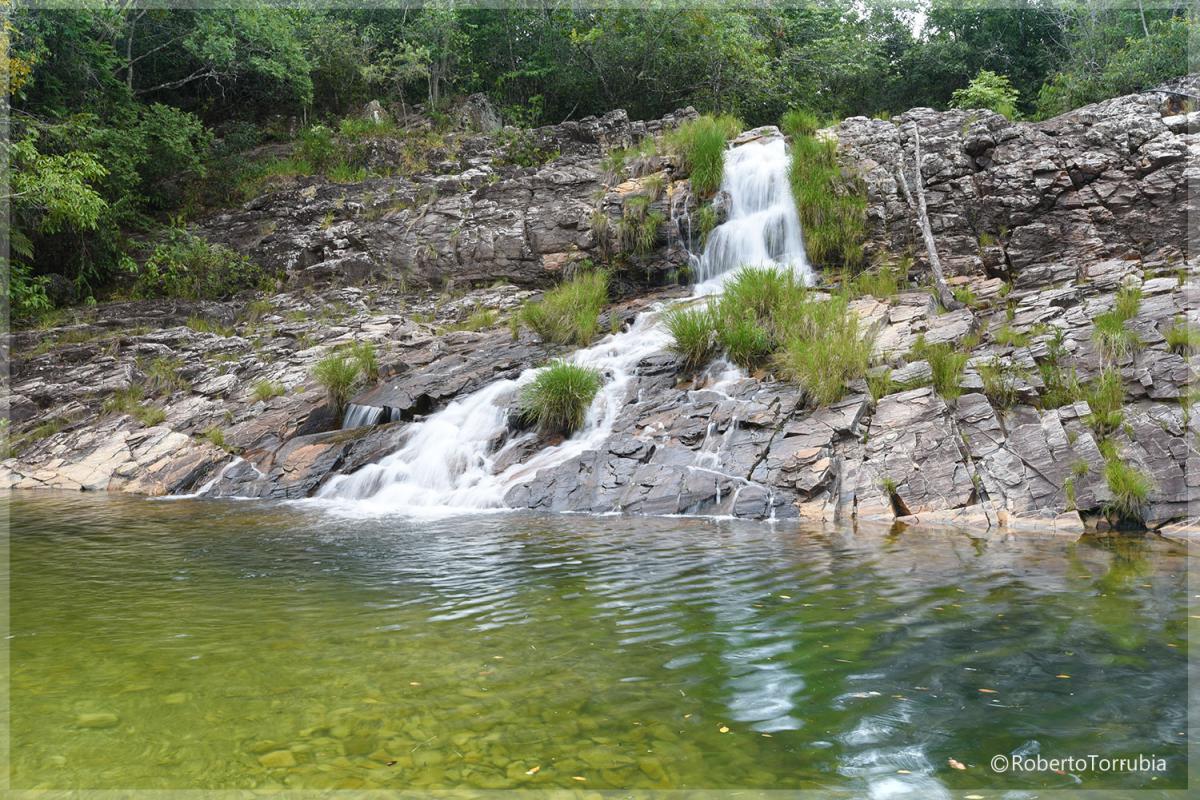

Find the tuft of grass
[[518, 360, 603, 435], [780, 109, 820, 140], [1092, 286, 1144, 362], [952, 285, 978, 307], [910, 335, 973, 401], [519, 270, 608, 346], [788, 129, 866, 269], [667, 114, 741, 195], [695, 204, 718, 247], [186, 316, 234, 337], [1165, 316, 1200, 355], [327, 162, 367, 184], [252, 380, 285, 403], [868, 369, 896, 403], [242, 299, 275, 322], [312, 354, 361, 417], [347, 341, 379, 381], [204, 427, 230, 451], [664, 306, 718, 372], [993, 324, 1031, 348], [145, 357, 189, 396], [447, 306, 500, 332], [977, 357, 1025, 409], [718, 315, 773, 370], [1103, 455, 1153, 524], [851, 261, 903, 300], [102, 386, 165, 426], [1084, 368, 1125, 436]]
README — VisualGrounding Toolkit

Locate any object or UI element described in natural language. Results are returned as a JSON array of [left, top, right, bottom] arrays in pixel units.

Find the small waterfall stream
[[315, 132, 810, 516]]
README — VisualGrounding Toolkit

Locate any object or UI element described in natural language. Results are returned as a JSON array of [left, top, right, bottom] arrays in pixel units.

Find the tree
[[362, 42, 430, 124]]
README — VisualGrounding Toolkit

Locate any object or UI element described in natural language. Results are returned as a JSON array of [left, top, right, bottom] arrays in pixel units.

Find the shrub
[[133, 229, 268, 300], [1103, 456, 1153, 524], [668, 114, 741, 195], [788, 131, 866, 269], [519, 270, 608, 346], [664, 306, 718, 372], [1165, 317, 1200, 355], [312, 354, 361, 416], [297, 124, 337, 170], [951, 69, 1020, 119], [252, 380, 285, 403], [518, 360, 603, 435]]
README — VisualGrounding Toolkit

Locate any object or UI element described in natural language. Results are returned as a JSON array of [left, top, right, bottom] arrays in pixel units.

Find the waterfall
[[694, 137, 810, 291], [315, 131, 808, 515]]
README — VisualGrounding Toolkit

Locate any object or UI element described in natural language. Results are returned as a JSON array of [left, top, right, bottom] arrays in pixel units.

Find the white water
[[314, 132, 809, 516]]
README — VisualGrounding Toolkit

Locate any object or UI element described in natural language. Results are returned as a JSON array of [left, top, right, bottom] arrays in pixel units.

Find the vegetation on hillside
[[5, 1, 1192, 318]]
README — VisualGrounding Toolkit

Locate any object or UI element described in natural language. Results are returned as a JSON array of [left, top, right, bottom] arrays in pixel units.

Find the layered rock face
[[197, 107, 699, 291], [4, 83, 1196, 534]]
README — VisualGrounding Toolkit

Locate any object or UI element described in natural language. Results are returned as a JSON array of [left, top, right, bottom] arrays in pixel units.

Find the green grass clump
[[718, 316, 773, 370], [1084, 368, 1125, 436], [1165, 316, 1200, 355], [447, 306, 500, 332], [695, 204, 718, 247], [664, 307, 718, 372], [519, 270, 608, 346], [312, 354, 362, 417], [867, 369, 896, 403], [617, 194, 664, 257], [850, 262, 902, 300], [1092, 286, 1143, 362], [775, 308, 873, 406], [186, 316, 234, 337], [1103, 455, 1153, 524], [952, 285, 978, 307], [102, 386, 166, 426], [667, 114, 741, 195], [977, 357, 1025, 409], [145, 357, 189, 396], [993, 324, 1031, 348], [909, 335, 973, 401], [204, 427, 230, 451], [338, 116, 398, 139], [787, 131, 866, 269], [327, 162, 368, 184], [252, 380, 285, 403], [347, 341, 379, 381], [518, 360, 603, 435], [780, 109, 820, 140]]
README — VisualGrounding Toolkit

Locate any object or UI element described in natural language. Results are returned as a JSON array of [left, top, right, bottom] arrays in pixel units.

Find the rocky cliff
[[5, 83, 1196, 535]]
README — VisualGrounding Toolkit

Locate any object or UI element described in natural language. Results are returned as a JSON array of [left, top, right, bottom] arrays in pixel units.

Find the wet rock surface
[[5, 85, 1196, 534]]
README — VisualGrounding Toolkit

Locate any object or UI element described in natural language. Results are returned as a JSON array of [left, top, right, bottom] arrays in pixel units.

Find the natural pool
[[6, 493, 1192, 794]]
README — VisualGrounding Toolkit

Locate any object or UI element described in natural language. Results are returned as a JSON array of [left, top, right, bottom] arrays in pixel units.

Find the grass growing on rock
[[1103, 455, 1153, 524], [252, 380, 285, 403], [312, 354, 361, 417], [520, 270, 608, 346], [784, 114, 866, 270], [1084, 368, 1125, 435], [664, 307, 718, 372], [518, 360, 603, 435], [909, 335, 973, 401], [1092, 285, 1143, 361], [667, 114, 741, 195], [662, 266, 875, 405], [1165, 316, 1200, 355]]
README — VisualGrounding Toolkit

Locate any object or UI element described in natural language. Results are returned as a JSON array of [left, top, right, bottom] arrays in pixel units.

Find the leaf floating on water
[[386, 761, 397, 767], [1055, 674, 1071, 679], [572, 776, 586, 781], [896, 769, 911, 774], [978, 688, 998, 694], [948, 758, 967, 770], [718, 725, 730, 733], [966, 795, 984, 799], [409, 681, 421, 686], [778, 594, 791, 599], [525, 766, 540, 775]]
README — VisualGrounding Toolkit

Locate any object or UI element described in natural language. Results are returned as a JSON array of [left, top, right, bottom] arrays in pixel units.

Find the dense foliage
[[5, 0, 1193, 317]]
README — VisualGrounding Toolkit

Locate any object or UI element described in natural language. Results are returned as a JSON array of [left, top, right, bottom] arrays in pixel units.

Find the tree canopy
[[4, 0, 1194, 316]]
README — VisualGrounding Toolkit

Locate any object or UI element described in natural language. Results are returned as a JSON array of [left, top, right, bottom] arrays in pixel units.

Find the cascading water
[[315, 131, 809, 516]]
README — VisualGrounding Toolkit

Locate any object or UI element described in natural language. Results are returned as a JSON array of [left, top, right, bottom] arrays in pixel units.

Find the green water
[[6, 493, 1193, 794]]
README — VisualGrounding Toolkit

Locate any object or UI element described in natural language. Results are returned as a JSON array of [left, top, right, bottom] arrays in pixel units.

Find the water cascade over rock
[[316, 128, 810, 516]]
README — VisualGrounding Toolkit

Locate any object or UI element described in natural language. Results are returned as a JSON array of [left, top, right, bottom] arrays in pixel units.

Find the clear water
[[8, 493, 1191, 793]]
